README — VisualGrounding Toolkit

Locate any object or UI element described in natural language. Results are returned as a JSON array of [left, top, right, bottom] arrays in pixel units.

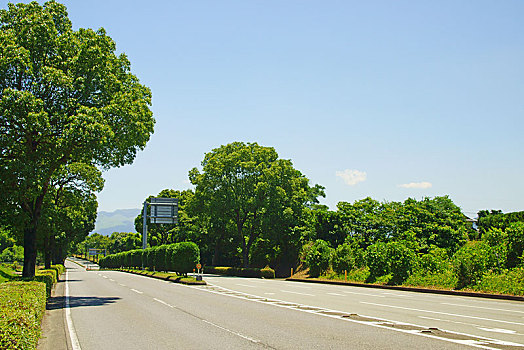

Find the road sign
[[196, 263, 202, 269], [149, 197, 178, 224]]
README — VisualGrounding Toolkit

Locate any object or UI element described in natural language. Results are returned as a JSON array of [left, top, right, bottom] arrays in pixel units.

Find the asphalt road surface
[[62, 259, 524, 350]]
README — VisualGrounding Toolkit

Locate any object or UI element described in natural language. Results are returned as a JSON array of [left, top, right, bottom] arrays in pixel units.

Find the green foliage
[[305, 239, 332, 278], [474, 268, 524, 296], [452, 241, 497, 289], [506, 222, 524, 268], [0, 281, 46, 350], [365, 241, 416, 284], [204, 266, 275, 278], [99, 242, 200, 276], [404, 269, 458, 289], [189, 142, 324, 269], [34, 270, 55, 297], [331, 243, 356, 274], [0, 244, 23, 263], [0, 0, 154, 278]]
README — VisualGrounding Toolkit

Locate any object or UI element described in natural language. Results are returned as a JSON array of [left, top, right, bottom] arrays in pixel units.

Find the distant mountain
[[93, 209, 140, 236]]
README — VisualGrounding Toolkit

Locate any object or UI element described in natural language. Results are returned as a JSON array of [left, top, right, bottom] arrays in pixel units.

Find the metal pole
[[142, 201, 148, 250]]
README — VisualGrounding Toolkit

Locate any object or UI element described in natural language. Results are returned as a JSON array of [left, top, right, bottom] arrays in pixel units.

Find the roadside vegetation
[[0, 262, 65, 349]]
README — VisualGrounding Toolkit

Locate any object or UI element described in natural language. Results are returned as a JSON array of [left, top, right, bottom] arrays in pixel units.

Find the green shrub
[[473, 268, 524, 295], [365, 242, 389, 281], [204, 266, 275, 278], [453, 241, 497, 289], [332, 243, 356, 274], [506, 222, 524, 268], [169, 242, 200, 275], [34, 272, 54, 297], [404, 269, 458, 290], [0, 282, 46, 350], [346, 267, 370, 282], [305, 240, 332, 278], [0, 245, 23, 263]]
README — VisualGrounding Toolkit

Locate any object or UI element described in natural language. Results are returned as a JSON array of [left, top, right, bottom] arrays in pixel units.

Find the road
[[61, 259, 523, 349]]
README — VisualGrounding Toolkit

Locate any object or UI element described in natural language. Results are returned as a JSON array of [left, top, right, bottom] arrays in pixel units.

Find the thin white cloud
[[398, 181, 433, 189], [336, 169, 367, 186]]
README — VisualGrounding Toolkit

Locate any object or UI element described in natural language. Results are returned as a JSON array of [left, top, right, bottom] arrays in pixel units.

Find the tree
[[0, 2, 154, 277], [189, 142, 323, 268]]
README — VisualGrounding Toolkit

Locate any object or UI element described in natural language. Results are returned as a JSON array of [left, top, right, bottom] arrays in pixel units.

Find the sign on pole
[[150, 197, 178, 224]]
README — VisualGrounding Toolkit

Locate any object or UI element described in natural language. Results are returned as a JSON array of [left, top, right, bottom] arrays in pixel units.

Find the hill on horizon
[[93, 208, 140, 236]]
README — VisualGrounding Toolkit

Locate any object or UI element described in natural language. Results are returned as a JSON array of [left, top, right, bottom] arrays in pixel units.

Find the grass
[[0, 281, 47, 350]]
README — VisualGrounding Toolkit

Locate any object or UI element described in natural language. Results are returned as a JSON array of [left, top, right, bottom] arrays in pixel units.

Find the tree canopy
[[0, 1, 154, 277]]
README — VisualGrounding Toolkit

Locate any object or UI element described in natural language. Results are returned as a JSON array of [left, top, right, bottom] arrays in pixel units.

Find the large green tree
[[189, 142, 324, 268], [0, 1, 154, 277]]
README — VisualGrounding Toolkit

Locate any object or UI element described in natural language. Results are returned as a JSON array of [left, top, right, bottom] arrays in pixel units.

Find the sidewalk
[[37, 274, 71, 350]]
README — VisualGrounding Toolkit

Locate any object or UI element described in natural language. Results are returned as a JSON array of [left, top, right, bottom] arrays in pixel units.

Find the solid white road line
[[361, 302, 524, 327], [327, 292, 345, 296], [65, 270, 82, 350], [153, 298, 174, 308], [418, 316, 520, 335], [441, 302, 524, 314]]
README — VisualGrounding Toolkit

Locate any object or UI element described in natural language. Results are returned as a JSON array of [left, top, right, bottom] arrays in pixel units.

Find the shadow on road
[[46, 296, 121, 310]]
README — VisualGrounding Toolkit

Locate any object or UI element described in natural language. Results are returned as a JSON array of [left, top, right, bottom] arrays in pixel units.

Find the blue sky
[[4, 1, 524, 217]]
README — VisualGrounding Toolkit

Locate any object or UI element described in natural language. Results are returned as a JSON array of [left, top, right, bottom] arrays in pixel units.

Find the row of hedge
[[204, 266, 275, 279], [0, 263, 64, 349], [99, 242, 200, 275], [0, 282, 47, 350]]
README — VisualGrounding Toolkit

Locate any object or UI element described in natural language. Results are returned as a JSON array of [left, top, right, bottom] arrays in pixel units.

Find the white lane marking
[[343, 291, 385, 298], [153, 298, 174, 308], [327, 293, 345, 296], [284, 284, 312, 289], [236, 283, 256, 288], [118, 283, 126, 287], [382, 292, 407, 297], [478, 328, 517, 334], [109, 279, 115, 282], [102, 276, 108, 279], [280, 290, 315, 296], [202, 320, 259, 344], [362, 302, 524, 327], [65, 270, 82, 350], [195, 283, 523, 349], [441, 302, 524, 315], [131, 289, 143, 294], [264, 293, 275, 295]]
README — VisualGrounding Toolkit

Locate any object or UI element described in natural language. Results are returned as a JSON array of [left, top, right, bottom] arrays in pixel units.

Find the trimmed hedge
[[204, 266, 275, 279], [0, 281, 47, 350], [99, 242, 200, 275]]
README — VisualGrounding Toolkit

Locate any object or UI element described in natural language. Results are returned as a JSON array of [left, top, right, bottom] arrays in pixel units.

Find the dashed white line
[[280, 290, 315, 296], [236, 283, 256, 288], [327, 292, 345, 296], [202, 320, 260, 344], [102, 276, 108, 279], [118, 283, 126, 287], [343, 291, 385, 298], [131, 289, 143, 294], [362, 302, 524, 326], [153, 298, 174, 308], [109, 279, 115, 282]]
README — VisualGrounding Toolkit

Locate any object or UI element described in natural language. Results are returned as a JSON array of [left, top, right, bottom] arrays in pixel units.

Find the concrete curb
[[120, 269, 207, 285], [286, 277, 524, 302]]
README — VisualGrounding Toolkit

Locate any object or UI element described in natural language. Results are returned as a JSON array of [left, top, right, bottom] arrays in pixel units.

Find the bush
[[453, 241, 497, 289], [404, 270, 458, 290], [34, 272, 54, 297], [305, 240, 333, 278], [0, 245, 23, 263], [473, 268, 524, 295], [506, 222, 524, 268], [365, 242, 389, 280], [169, 242, 200, 275], [204, 266, 275, 278], [332, 243, 356, 274], [0, 282, 47, 350]]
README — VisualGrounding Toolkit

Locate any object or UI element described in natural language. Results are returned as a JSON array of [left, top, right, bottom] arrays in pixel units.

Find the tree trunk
[[44, 233, 51, 269], [212, 239, 221, 266], [23, 226, 38, 278]]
